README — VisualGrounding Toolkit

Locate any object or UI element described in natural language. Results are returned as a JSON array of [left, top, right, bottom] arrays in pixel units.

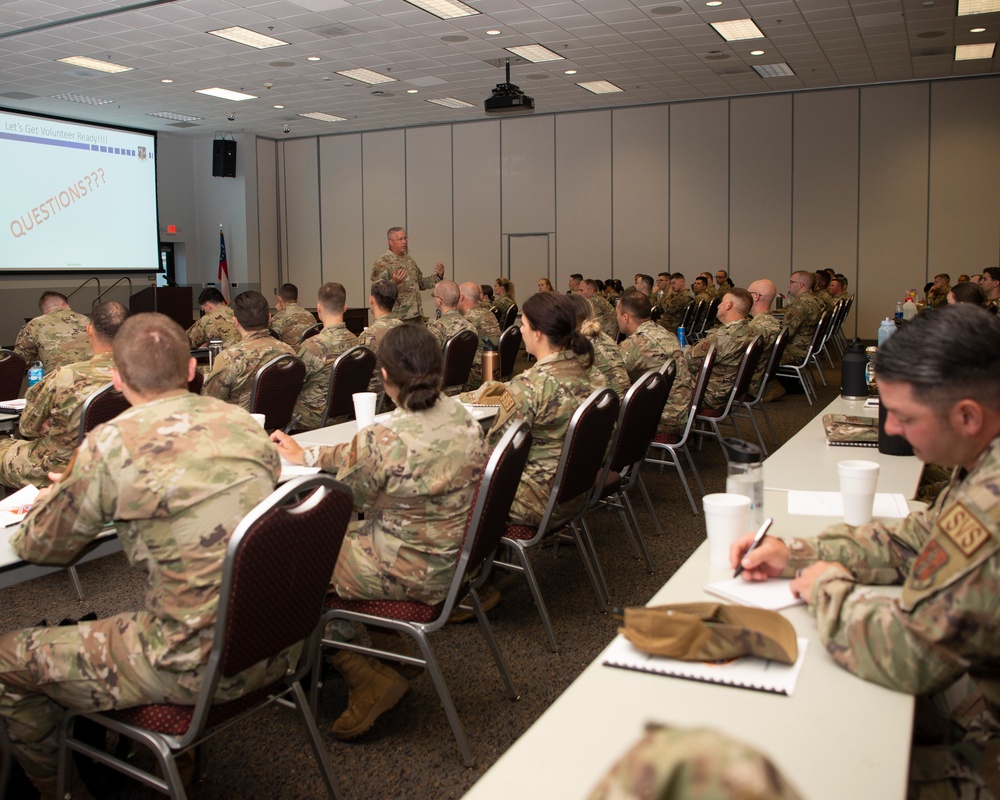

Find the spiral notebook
[[602, 635, 809, 696]]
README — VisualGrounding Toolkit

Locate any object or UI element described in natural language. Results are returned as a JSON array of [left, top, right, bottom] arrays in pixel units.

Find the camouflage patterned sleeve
[[17, 370, 59, 439], [186, 318, 206, 349], [617, 338, 645, 380], [683, 337, 710, 378], [13, 323, 38, 365], [417, 268, 441, 291], [782, 303, 805, 340], [201, 349, 236, 402], [303, 426, 390, 511], [485, 373, 539, 448]]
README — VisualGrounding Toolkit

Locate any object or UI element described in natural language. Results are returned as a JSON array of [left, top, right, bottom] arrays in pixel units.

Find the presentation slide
[[0, 109, 159, 273]]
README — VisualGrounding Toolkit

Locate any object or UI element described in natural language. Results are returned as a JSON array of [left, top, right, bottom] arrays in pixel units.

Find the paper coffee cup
[[838, 460, 880, 526], [250, 413, 267, 428], [703, 493, 752, 567], [353, 392, 377, 429]]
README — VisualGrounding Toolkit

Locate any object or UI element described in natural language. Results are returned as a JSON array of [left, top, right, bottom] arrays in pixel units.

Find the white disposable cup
[[703, 493, 752, 567], [353, 392, 377, 429], [250, 413, 267, 428], [838, 460, 880, 526]]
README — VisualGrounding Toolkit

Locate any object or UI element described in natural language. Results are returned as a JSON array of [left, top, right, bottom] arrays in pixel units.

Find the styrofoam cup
[[838, 460, 880, 526], [353, 392, 377, 429], [703, 493, 752, 567], [250, 413, 267, 428]]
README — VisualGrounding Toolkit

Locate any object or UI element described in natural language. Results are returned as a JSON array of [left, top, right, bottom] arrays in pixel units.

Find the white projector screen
[[0, 109, 159, 273]]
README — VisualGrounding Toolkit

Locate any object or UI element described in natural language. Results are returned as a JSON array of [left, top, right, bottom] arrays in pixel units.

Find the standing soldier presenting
[[370, 227, 444, 322]]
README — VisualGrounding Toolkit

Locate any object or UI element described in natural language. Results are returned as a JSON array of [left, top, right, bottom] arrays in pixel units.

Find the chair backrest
[[490, 306, 503, 325], [537, 388, 619, 532], [432, 421, 533, 626], [441, 329, 479, 393], [250, 354, 306, 431], [608, 365, 674, 475], [498, 324, 522, 381], [188, 369, 205, 394], [321, 345, 377, 427], [298, 322, 324, 344], [698, 297, 721, 337], [801, 310, 831, 363], [686, 301, 706, 338], [673, 344, 716, 446], [183, 474, 354, 744], [502, 303, 519, 331], [678, 302, 696, 332], [78, 383, 132, 443], [0, 350, 26, 402], [705, 335, 764, 419], [750, 326, 790, 402]]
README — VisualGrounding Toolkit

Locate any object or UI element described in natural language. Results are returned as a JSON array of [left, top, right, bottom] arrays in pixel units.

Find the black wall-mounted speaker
[[212, 140, 237, 178]]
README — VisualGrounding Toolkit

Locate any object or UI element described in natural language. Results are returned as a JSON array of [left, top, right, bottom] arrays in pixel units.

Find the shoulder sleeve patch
[[938, 502, 993, 558]]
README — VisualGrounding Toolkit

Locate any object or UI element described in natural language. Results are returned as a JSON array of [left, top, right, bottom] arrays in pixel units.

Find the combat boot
[[329, 650, 409, 740], [367, 629, 424, 679]]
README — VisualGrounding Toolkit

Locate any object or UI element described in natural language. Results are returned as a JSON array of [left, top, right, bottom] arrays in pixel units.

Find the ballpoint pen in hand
[[733, 517, 773, 579], [283, 415, 301, 435]]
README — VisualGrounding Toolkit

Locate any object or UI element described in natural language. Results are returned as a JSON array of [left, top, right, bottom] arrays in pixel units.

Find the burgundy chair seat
[[324, 594, 442, 623], [652, 432, 681, 445], [107, 683, 276, 736], [699, 407, 724, 418], [504, 524, 538, 541]]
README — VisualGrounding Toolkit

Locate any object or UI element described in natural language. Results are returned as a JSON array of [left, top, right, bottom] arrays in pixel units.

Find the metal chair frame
[[775, 310, 830, 405], [729, 326, 790, 455], [497, 324, 522, 382], [298, 322, 323, 344], [249, 354, 306, 431], [501, 303, 519, 332], [441, 329, 479, 395], [319, 345, 377, 428], [693, 335, 764, 458]]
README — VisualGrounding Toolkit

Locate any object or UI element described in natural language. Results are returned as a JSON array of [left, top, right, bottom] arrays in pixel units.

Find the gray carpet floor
[[0, 360, 846, 800]]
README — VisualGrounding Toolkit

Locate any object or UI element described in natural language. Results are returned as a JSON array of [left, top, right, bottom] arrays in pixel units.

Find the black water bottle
[[841, 338, 868, 400]]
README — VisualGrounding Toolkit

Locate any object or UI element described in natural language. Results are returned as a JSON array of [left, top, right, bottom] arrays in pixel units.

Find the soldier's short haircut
[[460, 282, 481, 303], [836, 273, 849, 287], [658, 272, 670, 280], [723, 288, 753, 316], [692, 277, 707, 290], [637, 274, 654, 293], [370, 280, 398, 312], [791, 270, 815, 290], [813, 271, 830, 290], [317, 282, 346, 314], [876, 304, 1000, 412], [583, 279, 603, 292], [570, 273, 583, 282], [198, 287, 226, 306], [233, 290, 270, 331], [935, 273, 951, 283], [619, 290, 652, 321], [434, 280, 460, 308], [387, 226, 404, 239], [671, 272, 685, 281], [38, 291, 69, 313], [982, 267, 1000, 283], [379, 324, 442, 412], [90, 301, 130, 343], [114, 313, 190, 394], [278, 283, 298, 302]]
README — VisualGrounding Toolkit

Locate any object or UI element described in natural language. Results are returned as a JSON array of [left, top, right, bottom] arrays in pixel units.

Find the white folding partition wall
[[256, 76, 1000, 339]]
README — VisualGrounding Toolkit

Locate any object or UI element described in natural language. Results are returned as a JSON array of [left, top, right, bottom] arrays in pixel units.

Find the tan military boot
[[329, 650, 409, 740], [367, 629, 423, 679]]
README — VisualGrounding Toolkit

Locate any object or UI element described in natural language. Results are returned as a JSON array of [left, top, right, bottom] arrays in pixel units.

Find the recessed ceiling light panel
[[50, 92, 116, 105], [195, 87, 258, 101], [148, 111, 202, 121], [207, 27, 289, 49], [752, 62, 795, 77], [711, 19, 765, 41], [403, 0, 479, 19], [428, 97, 475, 108], [578, 80, 623, 94], [336, 68, 396, 84], [57, 56, 132, 74], [957, 0, 1000, 14], [955, 42, 996, 59], [299, 112, 346, 122], [506, 44, 565, 63]]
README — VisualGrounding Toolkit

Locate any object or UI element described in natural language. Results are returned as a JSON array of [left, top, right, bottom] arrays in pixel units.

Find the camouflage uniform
[[494, 295, 515, 316], [466, 304, 501, 347], [748, 311, 782, 394], [588, 331, 631, 399], [302, 395, 487, 604], [814, 289, 836, 314], [659, 288, 694, 333], [358, 314, 405, 395], [619, 320, 694, 438], [202, 330, 297, 412], [589, 725, 803, 800], [0, 352, 115, 489], [485, 350, 604, 526], [782, 436, 1000, 798], [0, 392, 285, 778], [292, 323, 359, 431], [269, 302, 316, 346], [370, 251, 441, 322], [590, 293, 619, 340], [780, 292, 825, 365], [14, 307, 91, 374], [927, 285, 951, 309], [684, 317, 756, 409], [427, 310, 482, 390], [693, 290, 713, 305], [186, 305, 239, 349]]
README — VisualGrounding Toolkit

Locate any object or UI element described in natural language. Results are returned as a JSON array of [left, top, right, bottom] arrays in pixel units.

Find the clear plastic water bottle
[[677, 326, 687, 347], [894, 303, 903, 323], [723, 438, 764, 526], [27, 361, 43, 387], [878, 318, 896, 348]]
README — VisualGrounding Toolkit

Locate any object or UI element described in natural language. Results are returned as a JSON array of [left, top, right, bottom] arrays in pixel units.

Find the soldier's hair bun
[[379, 324, 443, 411]]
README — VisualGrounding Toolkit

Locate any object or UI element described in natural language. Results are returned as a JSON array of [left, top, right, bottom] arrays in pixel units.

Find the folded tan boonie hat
[[621, 602, 798, 664]]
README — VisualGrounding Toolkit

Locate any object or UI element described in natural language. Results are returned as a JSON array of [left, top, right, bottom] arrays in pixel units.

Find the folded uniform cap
[[620, 602, 798, 664]]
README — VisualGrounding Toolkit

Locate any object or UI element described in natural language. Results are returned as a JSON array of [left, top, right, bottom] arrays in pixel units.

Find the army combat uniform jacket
[[780, 292, 825, 365], [589, 330, 631, 399], [292, 322, 359, 431], [427, 310, 481, 390], [202, 329, 297, 412], [370, 251, 441, 322], [14, 307, 91, 374], [186, 305, 239, 349], [269, 302, 316, 346], [619, 320, 694, 438], [590, 293, 619, 340], [684, 317, 757, 410], [358, 314, 405, 395]]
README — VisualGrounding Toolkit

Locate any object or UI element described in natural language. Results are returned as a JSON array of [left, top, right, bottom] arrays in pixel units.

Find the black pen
[[283, 415, 301, 435], [733, 517, 773, 579]]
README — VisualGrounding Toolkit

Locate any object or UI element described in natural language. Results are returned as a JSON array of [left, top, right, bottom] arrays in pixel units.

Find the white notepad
[[603, 635, 809, 696], [787, 491, 909, 518], [703, 577, 804, 611]]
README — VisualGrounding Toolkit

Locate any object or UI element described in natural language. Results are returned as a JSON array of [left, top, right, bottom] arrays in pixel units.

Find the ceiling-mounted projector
[[484, 58, 535, 116]]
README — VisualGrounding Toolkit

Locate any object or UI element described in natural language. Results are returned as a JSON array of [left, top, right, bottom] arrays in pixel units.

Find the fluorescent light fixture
[[957, 0, 1000, 14], [711, 19, 765, 41], [307, 56, 321, 61], [57, 56, 132, 74], [706, 1, 723, 6], [750, 49, 765, 56], [273, 104, 284, 109], [299, 112, 346, 122], [195, 87, 258, 101], [207, 27, 289, 49], [578, 80, 623, 94], [486, 29, 502, 36], [428, 97, 475, 108], [565, 69, 578, 74], [506, 44, 564, 62], [403, 0, 479, 19], [753, 62, 795, 77], [336, 68, 396, 84], [970, 27, 986, 32], [50, 93, 116, 105], [955, 42, 996, 59], [406, 89, 419, 93], [147, 111, 203, 121], [160, 79, 173, 84]]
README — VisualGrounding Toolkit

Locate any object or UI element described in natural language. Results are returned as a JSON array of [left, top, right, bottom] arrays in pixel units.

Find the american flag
[[218, 226, 231, 303]]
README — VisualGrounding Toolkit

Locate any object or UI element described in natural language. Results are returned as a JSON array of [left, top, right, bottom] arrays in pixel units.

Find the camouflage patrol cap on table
[[620, 603, 798, 664]]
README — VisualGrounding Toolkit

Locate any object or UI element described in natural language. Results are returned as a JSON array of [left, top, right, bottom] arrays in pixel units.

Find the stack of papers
[[0, 485, 39, 527]]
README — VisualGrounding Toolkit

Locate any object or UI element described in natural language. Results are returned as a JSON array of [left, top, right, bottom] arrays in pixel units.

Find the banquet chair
[[497, 388, 619, 651], [490, 305, 503, 326], [730, 326, 790, 455], [693, 335, 764, 458], [250, 354, 305, 431], [57, 474, 354, 800], [441, 329, 479, 395], [187, 369, 204, 394], [582, 365, 674, 574], [644, 345, 716, 515], [319, 345, 376, 428], [312, 421, 532, 767], [775, 310, 830, 405], [695, 296, 721, 340], [678, 301, 697, 334], [298, 322, 323, 344], [685, 301, 706, 342], [498, 324, 523, 381], [0, 350, 26, 401], [502, 303, 519, 331]]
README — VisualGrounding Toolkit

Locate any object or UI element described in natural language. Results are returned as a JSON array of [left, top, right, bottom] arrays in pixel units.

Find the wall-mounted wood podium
[[130, 287, 194, 331]]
